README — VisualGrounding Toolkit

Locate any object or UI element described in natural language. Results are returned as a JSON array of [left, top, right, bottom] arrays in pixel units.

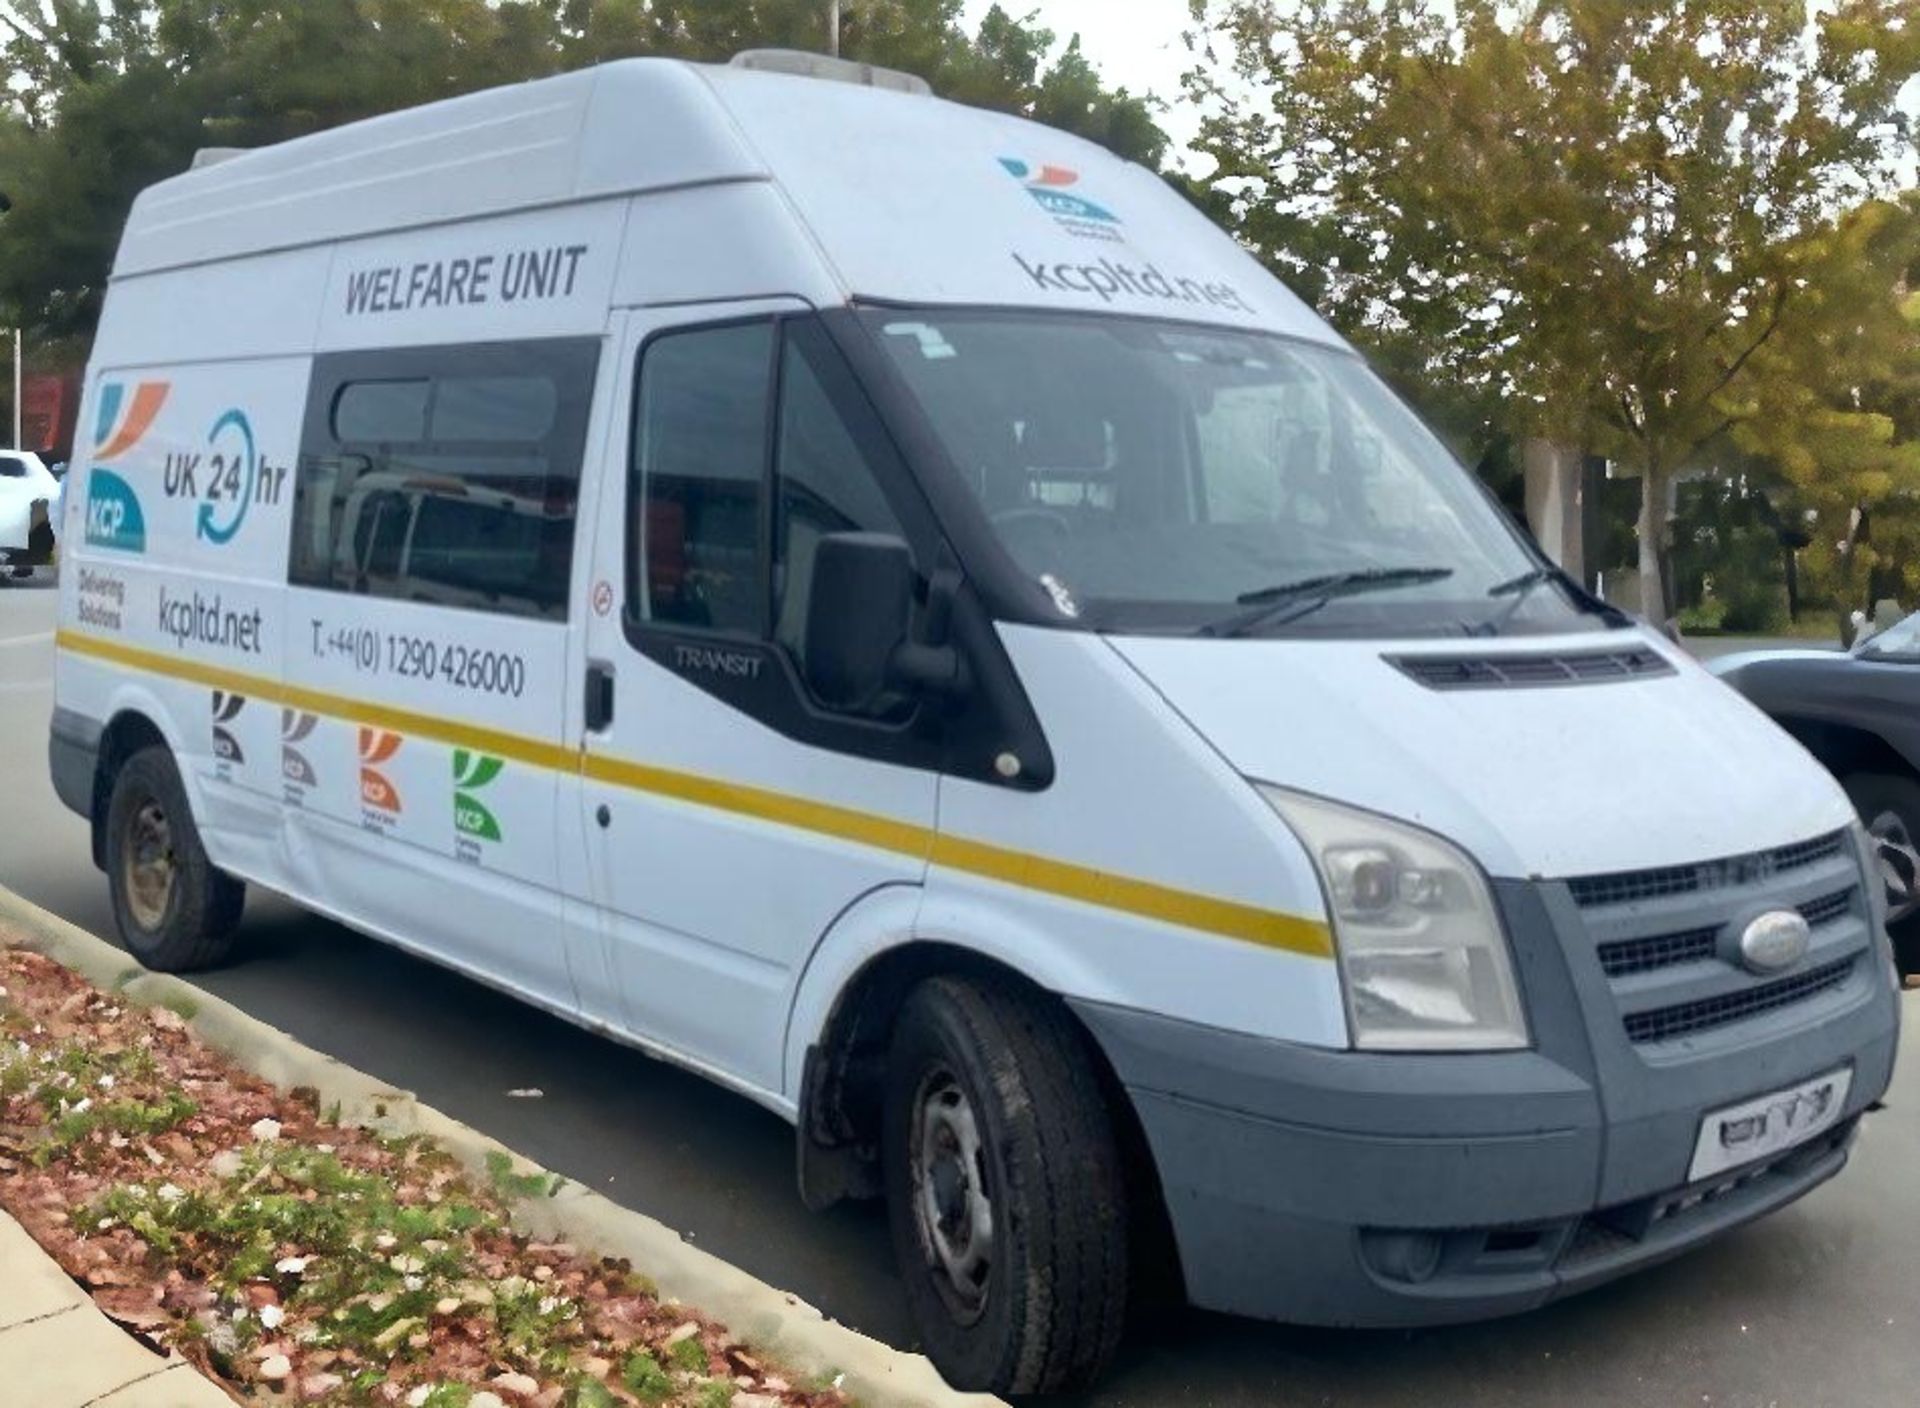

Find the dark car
[[1711, 616, 1920, 973]]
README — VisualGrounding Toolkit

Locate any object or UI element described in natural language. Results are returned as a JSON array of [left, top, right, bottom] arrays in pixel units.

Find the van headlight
[[1258, 786, 1529, 1052]]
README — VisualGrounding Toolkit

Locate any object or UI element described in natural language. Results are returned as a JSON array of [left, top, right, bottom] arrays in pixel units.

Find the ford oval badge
[[1739, 910, 1812, 974]]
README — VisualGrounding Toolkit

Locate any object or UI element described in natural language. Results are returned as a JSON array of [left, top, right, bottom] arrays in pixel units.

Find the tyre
[[881, 974, 1129, 1395], [104, 746, 245, 971], [1843, 771, 1920, 976]]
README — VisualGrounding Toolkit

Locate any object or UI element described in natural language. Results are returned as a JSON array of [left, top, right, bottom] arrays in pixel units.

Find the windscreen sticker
[[882, 322, 957, 360]]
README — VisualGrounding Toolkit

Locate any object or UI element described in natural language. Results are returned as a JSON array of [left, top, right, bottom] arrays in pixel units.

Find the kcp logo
[[999, 158, 1119, 226], [282, 711, 318, 788], [84, 470, 146, 554], [211, 692, 246, 765], [93, 382, 170, 462], [453, 751, 505, 843], [359, 729, 403, 814], [85, 380, 167, 554]]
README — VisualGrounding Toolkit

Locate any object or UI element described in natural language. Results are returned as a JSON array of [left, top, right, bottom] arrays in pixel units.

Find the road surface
[[2, 576, 1911, 1407]]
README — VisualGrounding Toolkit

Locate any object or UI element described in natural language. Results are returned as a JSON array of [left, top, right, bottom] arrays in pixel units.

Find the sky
[[960, 0, 1204, 156]]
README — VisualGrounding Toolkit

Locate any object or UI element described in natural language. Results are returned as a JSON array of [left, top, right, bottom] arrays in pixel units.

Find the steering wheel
[[989, 506, 1073, 539]]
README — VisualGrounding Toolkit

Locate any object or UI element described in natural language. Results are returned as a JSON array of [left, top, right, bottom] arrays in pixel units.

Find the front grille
[[1567, 832, 1871, 1050], [1390, 647, 1674, 692], [1598, 926, 1718, 978], [1595, 885, 1857, 978], [1568, 831, 1848, 909], [1802, 889, 1853, 928], [1622, 958, 1856, 1044]]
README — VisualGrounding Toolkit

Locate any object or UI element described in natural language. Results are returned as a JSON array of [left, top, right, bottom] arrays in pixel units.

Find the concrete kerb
[[0, 885, 1006, 1408]]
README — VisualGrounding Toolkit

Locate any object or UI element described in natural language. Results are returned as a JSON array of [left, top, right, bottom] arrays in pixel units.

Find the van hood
[[1108, 631, 1856, 881]]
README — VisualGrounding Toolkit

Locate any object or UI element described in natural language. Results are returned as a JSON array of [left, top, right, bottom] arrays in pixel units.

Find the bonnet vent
[[1389, 647, 1675, 691]]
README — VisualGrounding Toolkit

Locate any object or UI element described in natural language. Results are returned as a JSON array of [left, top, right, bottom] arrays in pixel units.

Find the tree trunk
[[1636, 469, 1670, 626], [1834, 505, 1867, 646]]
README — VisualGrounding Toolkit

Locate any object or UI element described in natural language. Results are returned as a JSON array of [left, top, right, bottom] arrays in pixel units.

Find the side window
[[290, 338, 600, 620], [631, 323, 774, 635], [0, 457, 24, 478], [774, 328, 904, 658], [629, 317, 917, 711]]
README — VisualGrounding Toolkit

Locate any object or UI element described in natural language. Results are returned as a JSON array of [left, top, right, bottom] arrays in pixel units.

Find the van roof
[[116, 58, 1338, 345]]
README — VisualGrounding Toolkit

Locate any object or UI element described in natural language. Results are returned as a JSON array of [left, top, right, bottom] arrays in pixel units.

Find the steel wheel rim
[[123, 798, 176, 931], [909, 1068, 995, 1324], [1869, 810, 1920, 924]]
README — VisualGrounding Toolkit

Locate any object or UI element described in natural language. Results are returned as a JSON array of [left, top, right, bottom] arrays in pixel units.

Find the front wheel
[[882, 975, 1129, 1395], [105, 746, 245, 972], [1843, 771, 1920, 977]]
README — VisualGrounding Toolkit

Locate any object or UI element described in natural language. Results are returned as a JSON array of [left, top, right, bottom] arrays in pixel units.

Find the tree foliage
[[1188, 0, 1920, 618], [0, 0, 1165, 349]]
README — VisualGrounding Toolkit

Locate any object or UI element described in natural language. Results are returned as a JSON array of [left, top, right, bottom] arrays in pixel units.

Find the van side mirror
[[803, 533, 963, 713]]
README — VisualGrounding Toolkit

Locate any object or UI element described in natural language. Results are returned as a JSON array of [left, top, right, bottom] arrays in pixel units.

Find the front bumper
[[1074, 866, 1901, 1328]]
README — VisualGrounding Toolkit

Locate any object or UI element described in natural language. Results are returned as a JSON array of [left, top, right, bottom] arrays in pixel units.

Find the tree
[[1187, 0, 1920, 620], [0, 0, 1164, 360], [1741, 197, 1920, 634]]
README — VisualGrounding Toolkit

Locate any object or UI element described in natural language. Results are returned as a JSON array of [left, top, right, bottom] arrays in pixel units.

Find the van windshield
[[862, 309, 1610, 638]]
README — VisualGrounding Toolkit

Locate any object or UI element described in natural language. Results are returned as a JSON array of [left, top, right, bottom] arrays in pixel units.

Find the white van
[[47, 53, 1901, 1394]]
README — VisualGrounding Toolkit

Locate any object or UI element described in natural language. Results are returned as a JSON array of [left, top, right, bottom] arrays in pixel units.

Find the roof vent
[[730, 49, 931, 96], [190, 148, 250, 170]]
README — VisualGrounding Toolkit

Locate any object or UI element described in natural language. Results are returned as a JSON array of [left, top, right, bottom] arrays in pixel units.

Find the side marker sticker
[[358, 728, 403, 827], [454, 750, 505, 861], [211, 692, 246, 768]]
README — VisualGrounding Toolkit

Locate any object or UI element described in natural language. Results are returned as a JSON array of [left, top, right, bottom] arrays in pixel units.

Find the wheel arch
[[788, 899, 1182, 1303], [88, 703, 185, 870]]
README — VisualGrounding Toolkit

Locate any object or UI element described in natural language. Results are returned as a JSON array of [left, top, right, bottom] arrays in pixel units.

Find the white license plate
[[1688, 1067, 1852, 1183]]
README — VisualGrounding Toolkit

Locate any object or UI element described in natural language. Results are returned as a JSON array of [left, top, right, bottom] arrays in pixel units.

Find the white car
[[0, 448, 59, 576]]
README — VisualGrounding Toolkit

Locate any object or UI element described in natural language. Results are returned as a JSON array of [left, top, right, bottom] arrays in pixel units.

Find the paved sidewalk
[[0, 1211, 230, 1407]]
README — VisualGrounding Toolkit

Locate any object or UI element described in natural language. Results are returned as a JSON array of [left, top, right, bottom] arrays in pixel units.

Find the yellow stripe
[[57, 628, 1333, 960], [931, 833, 1333, 955]]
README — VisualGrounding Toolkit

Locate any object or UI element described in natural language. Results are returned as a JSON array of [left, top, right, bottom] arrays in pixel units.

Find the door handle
[[585, 662, 615, 732]]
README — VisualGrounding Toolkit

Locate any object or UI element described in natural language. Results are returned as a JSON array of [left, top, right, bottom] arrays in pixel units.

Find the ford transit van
[[47, 52, 1901, 1394]]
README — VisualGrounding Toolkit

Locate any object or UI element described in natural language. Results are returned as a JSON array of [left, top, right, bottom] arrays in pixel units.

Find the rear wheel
[[105, 746, 244, 972], [1843, 772, 1920, 977], [882, 975, 1129, 1395]]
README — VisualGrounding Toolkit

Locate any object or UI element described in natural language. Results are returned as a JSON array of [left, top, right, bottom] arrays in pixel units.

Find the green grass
[[86, 1142, 501, 1363], [484, 1148, 565, 1200], [568, 1380, 619, 1408], [622, 1351, 675, 1404]]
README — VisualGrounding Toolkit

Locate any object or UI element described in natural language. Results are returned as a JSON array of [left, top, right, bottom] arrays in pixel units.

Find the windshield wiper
[[1199, 567, 1455, 639], [1476, 563, 1632, 635], [1488, 566, 1557, 598]]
